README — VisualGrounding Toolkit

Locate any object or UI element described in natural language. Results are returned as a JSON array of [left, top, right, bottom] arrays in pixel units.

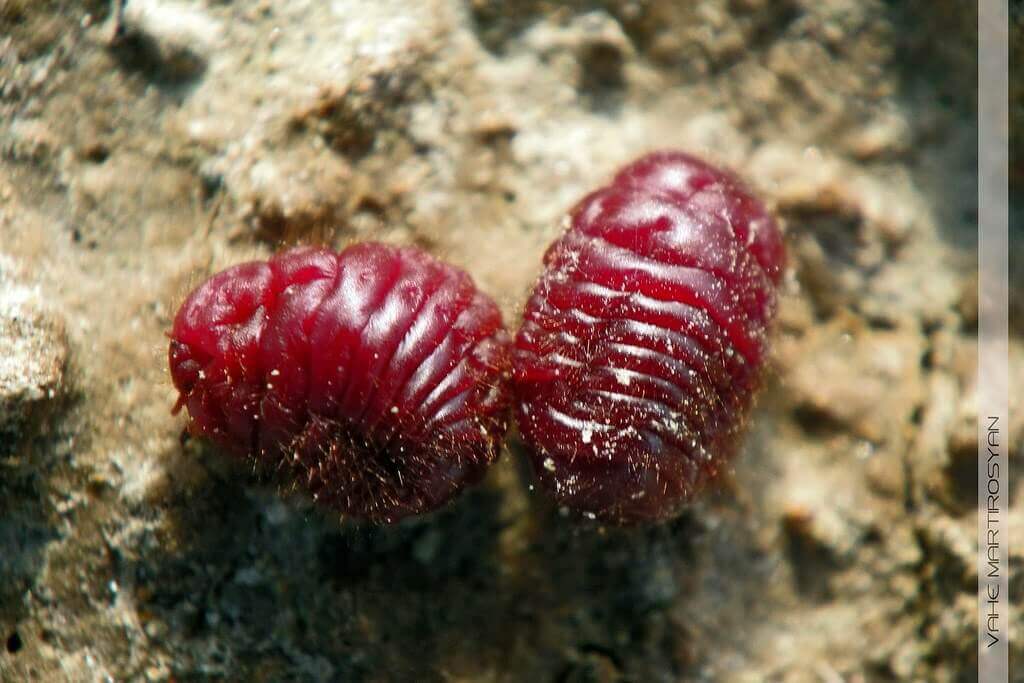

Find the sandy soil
[[0, 1, 1018, 681]]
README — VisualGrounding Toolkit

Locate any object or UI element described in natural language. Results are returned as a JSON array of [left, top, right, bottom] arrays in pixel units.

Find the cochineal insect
[[169, 242, 512, 523], [513, 151, 785, 524]]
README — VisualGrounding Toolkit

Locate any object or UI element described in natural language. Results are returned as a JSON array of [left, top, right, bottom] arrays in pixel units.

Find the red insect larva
[[513, 151, 785, 524], [169, 242, 512, 523]]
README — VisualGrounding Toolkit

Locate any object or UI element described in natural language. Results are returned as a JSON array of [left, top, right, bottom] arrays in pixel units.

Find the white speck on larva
[[543, 457, 556, 472]]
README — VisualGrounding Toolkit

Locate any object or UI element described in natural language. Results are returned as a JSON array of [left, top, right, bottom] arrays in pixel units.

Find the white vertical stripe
[[978, 2, 1009, 680]]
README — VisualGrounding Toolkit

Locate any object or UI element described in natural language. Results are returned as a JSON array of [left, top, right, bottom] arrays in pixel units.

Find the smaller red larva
[[513, 151, 785, 524], [169, 242, 512, 523]]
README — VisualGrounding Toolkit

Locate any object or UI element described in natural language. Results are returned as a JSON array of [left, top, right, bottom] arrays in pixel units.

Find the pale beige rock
[[0, 255, 67, 449]]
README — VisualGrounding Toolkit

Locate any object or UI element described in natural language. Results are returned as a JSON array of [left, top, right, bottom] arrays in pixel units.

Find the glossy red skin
[[514, 151, 784, 524], [169, 242, 511, 523]]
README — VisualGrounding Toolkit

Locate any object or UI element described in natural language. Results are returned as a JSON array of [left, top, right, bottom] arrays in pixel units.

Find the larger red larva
[[169, 242, 512, 523], [513, 151, 785, 524]]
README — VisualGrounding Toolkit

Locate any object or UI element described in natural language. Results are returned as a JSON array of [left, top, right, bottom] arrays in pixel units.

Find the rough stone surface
[[0, 255, 67, 451], [0, 1, 1012, 682]]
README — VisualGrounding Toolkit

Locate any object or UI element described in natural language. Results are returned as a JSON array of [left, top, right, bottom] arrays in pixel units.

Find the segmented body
[[513, 151, 784, 523], [169, 243, 511, 522]]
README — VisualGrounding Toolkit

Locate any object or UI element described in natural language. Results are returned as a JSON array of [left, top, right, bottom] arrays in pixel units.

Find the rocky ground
[[0, 1, 1018, 681]]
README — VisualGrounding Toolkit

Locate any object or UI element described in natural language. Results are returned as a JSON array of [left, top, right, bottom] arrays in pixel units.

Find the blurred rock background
[[0, 1, 1015, 681]]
